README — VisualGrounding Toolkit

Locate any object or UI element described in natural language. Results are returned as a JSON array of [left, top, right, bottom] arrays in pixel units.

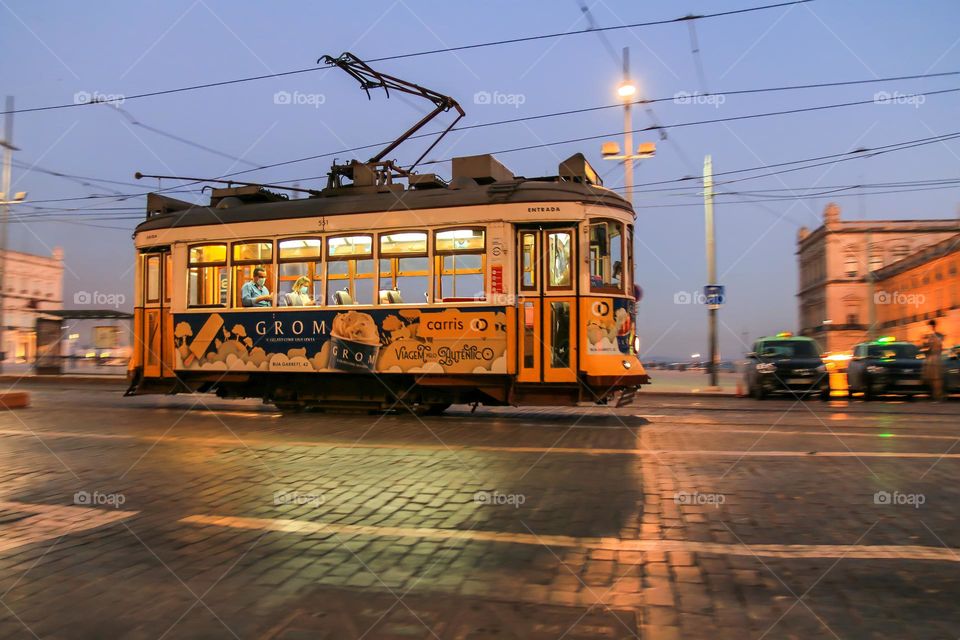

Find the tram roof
[[134, 168, 633, 234]]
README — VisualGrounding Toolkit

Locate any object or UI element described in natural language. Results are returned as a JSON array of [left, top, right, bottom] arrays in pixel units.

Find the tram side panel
[[578, 296, 647, 391], [170, 305, 513, 378]]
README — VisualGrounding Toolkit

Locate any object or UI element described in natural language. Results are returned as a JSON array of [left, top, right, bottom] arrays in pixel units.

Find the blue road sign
[[704, 284, 725, 306]]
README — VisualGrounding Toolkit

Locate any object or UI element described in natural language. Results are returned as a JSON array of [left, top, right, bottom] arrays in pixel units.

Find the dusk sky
[[2, 0, 958, 359]]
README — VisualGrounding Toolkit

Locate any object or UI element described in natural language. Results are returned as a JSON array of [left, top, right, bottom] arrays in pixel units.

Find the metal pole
[[0, 96, 13, 374], [865, 228, 876, 340], [622, 47, 633, 206], [704, 155, 718, 388]]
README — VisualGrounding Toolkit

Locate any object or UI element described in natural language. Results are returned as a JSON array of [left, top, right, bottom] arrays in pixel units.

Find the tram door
[[141, 250, 173, 378], [516, 227, 577, 383]]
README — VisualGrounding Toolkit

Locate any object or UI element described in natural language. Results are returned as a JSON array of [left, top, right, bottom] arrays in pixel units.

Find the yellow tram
[[127, 53, 648, 412]]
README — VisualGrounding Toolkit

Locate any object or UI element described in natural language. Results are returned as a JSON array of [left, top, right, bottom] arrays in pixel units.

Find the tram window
[[380, 232, 429, 304], [234, 264, 275, 308], [547, 231, 572, 288], [327, 235, 374, 305], [278, 262, 322, 307], [380, 257, 429, 304], [232, 241, 275, 308], [435, 228, 485, 301], [435, 228, 485, 252], [187, 244, 228, 307], [589, 220, 624, 292], [550, 301, 570, 368], [164, 253, 172, 304], [523, 301, 535, 368], [380, 231, 427, 255], [145, 255, 160, 303], [520, 232, 537, 291], [278, 239, 323, 307], [233, 241, 272, 263]]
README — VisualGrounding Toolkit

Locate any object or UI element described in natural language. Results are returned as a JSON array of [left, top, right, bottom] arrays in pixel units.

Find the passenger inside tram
[[284, 276, 315, 306], [241, 267, 272, 307]]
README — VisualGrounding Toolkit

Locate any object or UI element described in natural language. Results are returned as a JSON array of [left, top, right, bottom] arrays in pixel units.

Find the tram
[[126, 53, 649, 412]]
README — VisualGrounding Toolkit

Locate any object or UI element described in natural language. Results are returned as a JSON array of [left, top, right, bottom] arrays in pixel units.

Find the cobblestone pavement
[[1, 381, 959, 638]]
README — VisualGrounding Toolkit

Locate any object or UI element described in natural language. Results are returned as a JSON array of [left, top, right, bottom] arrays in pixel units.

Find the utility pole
[[0, 96, 14, 374], [622, 47, 633, 206], [704, 155, 719, 388]]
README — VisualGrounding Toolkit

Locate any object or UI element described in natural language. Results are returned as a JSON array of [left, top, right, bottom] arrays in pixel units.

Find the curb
[[0, 392, 29, 409], [639, 391, 738, 398]]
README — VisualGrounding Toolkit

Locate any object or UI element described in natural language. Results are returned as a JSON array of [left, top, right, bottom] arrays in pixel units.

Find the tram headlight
[[633, 335, 641, 354], [622, 360, 632, 370], [756, 363, 776, 374], [866, 365, 887, 375]]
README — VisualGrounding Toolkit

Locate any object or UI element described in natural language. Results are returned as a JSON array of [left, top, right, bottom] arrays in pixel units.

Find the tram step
[[616, 388, 637, 408]]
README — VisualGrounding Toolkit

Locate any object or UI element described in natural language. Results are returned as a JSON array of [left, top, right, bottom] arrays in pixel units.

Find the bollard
[[0, 392, 29, 409]]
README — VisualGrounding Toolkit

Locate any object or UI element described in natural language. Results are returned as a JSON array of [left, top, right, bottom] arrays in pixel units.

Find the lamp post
[[0, 95, 23, 372], [601, 48, 657, 204]]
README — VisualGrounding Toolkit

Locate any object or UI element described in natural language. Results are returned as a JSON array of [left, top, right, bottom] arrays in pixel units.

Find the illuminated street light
[[601, 49, 654, 206], [0, 191, 27, 203]]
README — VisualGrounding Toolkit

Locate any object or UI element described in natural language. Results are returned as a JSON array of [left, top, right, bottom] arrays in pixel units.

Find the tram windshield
[[589, 220, 623, 292]]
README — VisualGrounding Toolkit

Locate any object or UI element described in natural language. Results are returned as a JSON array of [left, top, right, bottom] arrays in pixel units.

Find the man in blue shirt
[[241, 267, 272, 307]]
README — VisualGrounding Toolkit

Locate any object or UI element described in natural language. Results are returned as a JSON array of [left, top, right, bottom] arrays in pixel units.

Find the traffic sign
[[704, 284, 725, 307]]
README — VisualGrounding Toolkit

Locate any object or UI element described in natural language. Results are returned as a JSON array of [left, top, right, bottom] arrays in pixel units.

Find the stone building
[[874, 234, 959, 346], [796, 204, 959, 353], [0, 247, 64, 362]]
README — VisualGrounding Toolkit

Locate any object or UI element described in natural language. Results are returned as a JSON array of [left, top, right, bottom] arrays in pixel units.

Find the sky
[[1, 0, 958, 360]]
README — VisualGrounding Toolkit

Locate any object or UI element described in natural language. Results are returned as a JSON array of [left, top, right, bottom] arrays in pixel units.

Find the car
[[847, 337, 926, 400], [744, 333, 829, 400], [943, 346, 960, 395]]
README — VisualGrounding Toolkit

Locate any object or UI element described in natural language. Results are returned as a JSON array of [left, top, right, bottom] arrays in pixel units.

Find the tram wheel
[[274, 401, 305, 414], [424, 403, 451, 416]]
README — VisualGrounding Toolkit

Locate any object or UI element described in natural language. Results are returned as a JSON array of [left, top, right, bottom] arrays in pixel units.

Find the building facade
[[1, 247, 64, 362], [796, 204, 959, 353], [874, 234, 959, 346]]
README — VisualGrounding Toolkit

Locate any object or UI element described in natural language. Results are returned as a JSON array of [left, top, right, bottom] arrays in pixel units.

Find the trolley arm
[[319, 52, 465, 171]]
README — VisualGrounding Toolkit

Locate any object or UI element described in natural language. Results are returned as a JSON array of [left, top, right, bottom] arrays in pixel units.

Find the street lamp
[[601, 48, 655, 206], [0, 190, 25, 373]]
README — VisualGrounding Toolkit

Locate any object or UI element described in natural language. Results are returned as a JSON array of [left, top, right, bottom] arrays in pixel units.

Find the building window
[[327, 235, 374, 305], [278, 238, 323, 307], [187, 244, 228, 307], [434, 228, 485, 301], [868, 254, 883, 272], [844, 255, 858, 277], [379, 232, 429, 304], [892, 244, 910, 261], [589, 220, 624, 292]]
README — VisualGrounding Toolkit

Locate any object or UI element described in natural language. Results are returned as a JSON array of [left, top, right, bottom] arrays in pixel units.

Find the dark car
[[847, 339, 925, 400], [744, 334, 829, 400], [943, 346, 960, 395]]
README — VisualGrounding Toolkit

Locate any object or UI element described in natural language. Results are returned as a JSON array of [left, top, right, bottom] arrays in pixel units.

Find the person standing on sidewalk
[[923, 320, 945, 401]]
